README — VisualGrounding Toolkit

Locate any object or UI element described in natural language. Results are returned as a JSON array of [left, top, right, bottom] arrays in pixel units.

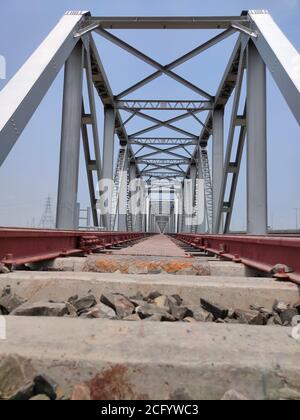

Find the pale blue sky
[[0, 0, 299, 230]]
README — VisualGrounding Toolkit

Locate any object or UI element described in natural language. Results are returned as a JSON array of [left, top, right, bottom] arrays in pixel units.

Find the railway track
[[0, 230, 300, 400]]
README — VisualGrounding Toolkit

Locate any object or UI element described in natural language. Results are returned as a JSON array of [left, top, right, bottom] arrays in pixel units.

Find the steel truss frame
[[0, 10, 299, 234]]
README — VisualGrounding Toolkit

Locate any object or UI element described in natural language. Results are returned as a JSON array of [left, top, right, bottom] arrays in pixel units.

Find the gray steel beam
[[129, 138, 197, 146], [247, 41, 267, 235], [137, 159, 190, 165], [81, 103, 99, 227], [215, 47, 245, 233], [96, 28, 213, 100], [249, 10, 300, 125], [116, 100, 213, 111], [186, 36, 243, 177], [0, 12, 87, 167], [87, 16, 248, 29], [102, 107, 116, 229], [212, 109, 224, 233], [118, 149, 128, 231], [116, 28, 236, 99], [56, 43, 84, 229]]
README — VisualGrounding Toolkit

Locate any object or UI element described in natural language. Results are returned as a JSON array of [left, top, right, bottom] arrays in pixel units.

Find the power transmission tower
[[39, 195, 55, 228]]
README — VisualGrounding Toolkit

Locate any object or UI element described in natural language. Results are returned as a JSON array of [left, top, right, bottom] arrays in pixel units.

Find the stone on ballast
[[92, 302, 116, 319], [146, 291, 162, 302], [293, 300, 300, 314], [100, 293, 135, 318], [136, 303, 170, 319], [130, 291, 144, 301], [267, 315, 283, 326], [73, 295, 97, 312], [154, 295, 169, 308], [0, 264, 10, 274], [280, 308, 298, 325], [183, 317, 197, 323], [161, 313, 177, 322], [234, 309, 267, 325], [191, 306, 214, 322], [200, 299, 228, 320], [171, 305, 188, 321], [170, 294, 183, 306], [10, 301, 68, 317], [66, 302, 77, 317], [273, 300, 288, 314], [0, 290, 26, 314]]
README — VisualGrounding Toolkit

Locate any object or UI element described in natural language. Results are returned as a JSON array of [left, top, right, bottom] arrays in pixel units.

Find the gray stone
[[221, 389, 249, 400], [10, 301, 68, 317], [0, 291, 26, 314], [273, 300, 288, 314], [66, 302, 77, 317], [170, 294, 183, 306], [73, 295, 97, 312], [183, 317, 197, 323], [234, 309, 267, 326], [0, 264, 10, 274], [154, 295, 169, 308], [130, 291, 144, 301], [171, 305, 188, 321], [100, 293, 135, 318], [293, 300, 300, 313], [191, 306, 214, 322], [130, 299, 147, 307], [267, 315, 283, 326], [161, 313, 177, 322], [68, 295, 79, 304], [91, 302, 116, 319], [9, 382, 35, 400], [136, 303, 170, 319], [33, 375, 57, 400], [146, 291, 162, 302], [200, 298, 228, 320], [280, 308, 298, 325]]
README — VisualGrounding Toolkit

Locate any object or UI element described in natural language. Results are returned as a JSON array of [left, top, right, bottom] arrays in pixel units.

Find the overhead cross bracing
[[0, 11, 299, 235]]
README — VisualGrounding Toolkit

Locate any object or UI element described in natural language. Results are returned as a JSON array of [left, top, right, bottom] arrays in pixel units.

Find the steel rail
[[0, 228, 149, 266], [170, 233, 300, 285]]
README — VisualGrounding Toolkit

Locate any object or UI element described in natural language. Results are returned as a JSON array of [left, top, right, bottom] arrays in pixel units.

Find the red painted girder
[[171, 233, 300, 285], [0, 228, 149, 265]]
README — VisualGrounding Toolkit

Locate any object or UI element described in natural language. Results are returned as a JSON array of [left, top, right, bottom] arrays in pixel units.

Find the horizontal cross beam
[[116, 100, 213, 111], [129, 138, 198, 145], [87, 16, 249, 29], [137, 158, 190, 165]]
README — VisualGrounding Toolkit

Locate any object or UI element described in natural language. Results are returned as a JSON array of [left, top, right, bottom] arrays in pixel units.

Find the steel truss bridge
[[0, 10, 299, 237]]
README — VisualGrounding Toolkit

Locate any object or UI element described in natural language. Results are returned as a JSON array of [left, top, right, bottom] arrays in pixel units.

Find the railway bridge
[[0, 10, 300, 401]]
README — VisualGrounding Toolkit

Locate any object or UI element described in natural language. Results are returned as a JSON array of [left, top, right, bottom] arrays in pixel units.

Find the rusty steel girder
[[0, 228, 149, 266], [171, 233, 300, 285]]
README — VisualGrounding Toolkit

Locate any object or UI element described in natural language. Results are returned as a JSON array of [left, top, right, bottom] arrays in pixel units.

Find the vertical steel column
[[197, 154, 206, 233], [118, 150, 129, 231], [212, 109, 224, 233], [178, 182, 184, 233], [247, 41, 268, 235], [56, 43, 83, 229], [189, 164, 197, 233], [102, 107, 116, 229], [129, 163, 137, 231]]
